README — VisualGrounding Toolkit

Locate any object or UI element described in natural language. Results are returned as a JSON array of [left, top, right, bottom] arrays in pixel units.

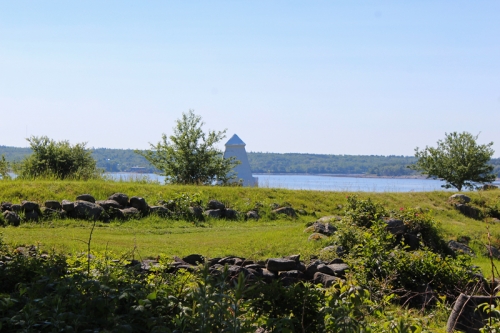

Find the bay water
[[104, 173, 500, 192]]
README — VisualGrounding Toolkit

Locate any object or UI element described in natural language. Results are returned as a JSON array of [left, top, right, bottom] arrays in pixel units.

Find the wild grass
[[0, 179, 499, 266]]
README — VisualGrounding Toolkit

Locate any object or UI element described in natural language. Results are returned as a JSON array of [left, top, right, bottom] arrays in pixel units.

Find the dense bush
[[328, 196, 478, 307], [15, 136, 102, 180], [0, 237, 432, 332]]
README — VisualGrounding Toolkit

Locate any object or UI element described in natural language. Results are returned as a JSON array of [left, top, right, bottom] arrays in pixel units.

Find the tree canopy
[[136, 110, 239, 185], [409, 132, 496, 191], [16, 136, 102, 180]]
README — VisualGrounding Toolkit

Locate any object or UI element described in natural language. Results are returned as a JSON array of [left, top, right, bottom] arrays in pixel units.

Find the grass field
[[1, 179, 499, 270], [1, 180, 500, 332]]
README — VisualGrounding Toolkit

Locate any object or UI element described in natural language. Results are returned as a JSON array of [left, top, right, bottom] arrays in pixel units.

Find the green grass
[[1, 179, 499, 266], [1, 179, 499, 332]]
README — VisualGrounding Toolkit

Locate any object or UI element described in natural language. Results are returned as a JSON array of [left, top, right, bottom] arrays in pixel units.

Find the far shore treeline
[[1, 145, 500, 177]]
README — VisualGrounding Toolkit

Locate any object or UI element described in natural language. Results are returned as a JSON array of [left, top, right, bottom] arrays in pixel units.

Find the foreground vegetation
[[1, 180, 500, 331]]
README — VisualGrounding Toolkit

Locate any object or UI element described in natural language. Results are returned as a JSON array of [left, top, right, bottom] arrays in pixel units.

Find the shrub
[[344, 195, 385, 228], [15, 136, 102, 180], [331, 196, 478, 307]]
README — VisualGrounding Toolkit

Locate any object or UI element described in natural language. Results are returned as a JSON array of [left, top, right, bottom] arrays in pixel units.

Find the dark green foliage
[[392, 208, 451, 255], [344, 195, 385, 228], [247, 280, 325, 332], [0, 246, 422, 333], [331, 196, 477, 306], [136, 110, 239, 185], [92, 148, 159, 173], [162, 192, 203, 220], [248, 152, 419, 176], [0, 155, 9, 180], [15, 136, 102, 180], [410, 132, 496, 191]]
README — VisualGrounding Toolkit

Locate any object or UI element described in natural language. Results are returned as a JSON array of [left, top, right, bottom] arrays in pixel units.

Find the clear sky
[[1, 1, 499, 156]]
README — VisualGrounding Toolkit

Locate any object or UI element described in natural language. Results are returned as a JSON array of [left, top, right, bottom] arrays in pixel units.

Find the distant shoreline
[[253, 173, 426, 179], [253, 173, 500, 182], [107, 171, 500, 183]]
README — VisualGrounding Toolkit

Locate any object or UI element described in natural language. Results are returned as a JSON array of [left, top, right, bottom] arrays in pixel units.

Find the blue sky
[[1, 1, 499, 156]]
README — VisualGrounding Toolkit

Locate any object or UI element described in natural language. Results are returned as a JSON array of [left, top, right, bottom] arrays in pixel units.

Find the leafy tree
[[136, 110, 239, 185], [16, 136, 102, 180], [409, 132, 495, 191], [0, 154, 10, 180]]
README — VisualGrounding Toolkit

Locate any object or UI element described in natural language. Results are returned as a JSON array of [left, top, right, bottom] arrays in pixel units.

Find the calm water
[[105, 172, 500, 192]]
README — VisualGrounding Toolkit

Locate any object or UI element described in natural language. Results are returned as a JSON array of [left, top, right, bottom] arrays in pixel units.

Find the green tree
[[136, 110, 239, 185], [0, 154, 10, 180], [410, 132, 495, 191], [16, 136, 102, 180]]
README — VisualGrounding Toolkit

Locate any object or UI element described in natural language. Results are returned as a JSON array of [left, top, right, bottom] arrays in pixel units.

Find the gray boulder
[[320, 246, 337, 255], [21, 201, 39, 212], [484, 245, 500, 259], [224, 209, 238, 220], [305, 260, 322, 279], [61, 200, 74, 212], [205, 209, 223, 218], [286, 254, 301, 263], [384, 218, 406, 235], [42, 208, 66, 219], [266, 258, 297, 272], [309, 222, 337, 236], [308, 233, 327, 241], [108, 193, 129, 206], [207, 200, 225, 210], [448, 240, 474, 256], [1, 202, 12, 212], [121, 207, 140, 219], [246, 210, 259, 220], [76, 194, 96, 203], [260, 269, 277, 282], [279, 270, 304, 279], [108, 207, 125, 220], [96, 200, 121, 210], [3, 211, 20, 226], [130, 196, 149, 214], [183, 254, 205, 265], [328, 263, 349, 276], [455, 204, 481, 219], [403, 233, 420, 251], [73, 201, 104, 220], [44, 200, 62, 210], [149, 206, 171, 217], [313, 272, 341, 288], [24, 210, 39, 222], [189, 206, 204, 219], [272, 207, 297, 218], [450, 194, 471, 204]]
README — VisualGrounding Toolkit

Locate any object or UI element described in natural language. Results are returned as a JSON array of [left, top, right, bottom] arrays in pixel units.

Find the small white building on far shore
[[223, 134, 258, 187]]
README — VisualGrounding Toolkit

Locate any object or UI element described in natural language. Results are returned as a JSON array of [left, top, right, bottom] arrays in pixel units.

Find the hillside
[[1, 145, 499, 177]]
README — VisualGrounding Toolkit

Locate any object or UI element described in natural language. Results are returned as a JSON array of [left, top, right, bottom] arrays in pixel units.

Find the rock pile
[[1, 194, 281, 225], [449, 194, 482, 219], [132, 253, 349, 287]]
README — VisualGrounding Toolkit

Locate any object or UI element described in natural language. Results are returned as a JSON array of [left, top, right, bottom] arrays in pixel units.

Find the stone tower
[[223, 134, 258, 186]]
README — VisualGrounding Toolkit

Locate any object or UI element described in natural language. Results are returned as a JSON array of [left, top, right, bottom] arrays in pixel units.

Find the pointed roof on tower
[[225, 134, 246, 146]]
